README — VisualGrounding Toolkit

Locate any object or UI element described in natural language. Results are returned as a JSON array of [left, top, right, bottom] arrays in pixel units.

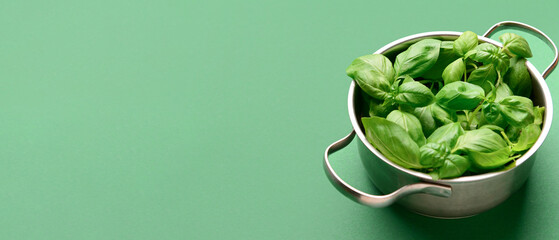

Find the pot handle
[[323, 131, 452, 208], [483, 21, 558, 79]]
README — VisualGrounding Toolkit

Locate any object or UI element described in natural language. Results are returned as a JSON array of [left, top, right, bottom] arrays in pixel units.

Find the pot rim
[[349, 31, 554, 184]]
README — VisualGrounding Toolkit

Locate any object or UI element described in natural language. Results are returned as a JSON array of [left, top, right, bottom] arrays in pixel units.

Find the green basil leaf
[[469, 111, 484, 129], [368, 98, 397, 118], [401, 75, 415, 83], [534, 106, 545, 126], [468, 147, 511, 169], [394, 39, 441, 78], [422, 41, 460, 79], [394, 81, 435, 107], [512, 124, 541, 152], [457, 113, 471, 130], [412, 104, 437, 137], [506, 125, 521, 142], [453, 31, 478, 56], [479, 124, 505, 133], [499, 33, 533, 58], [431, 103, 456, 125], [453, 128, 508, 153], [438, 154, 470, 179], [427, 122, 464, 148], [346, 54, 395, 100], [482, 102, 504, 125], [495, 83, 513, 102], [465, 43, 510, 73], [419, 143, 449, 168], [362, 117, 422, 169], [453, 129, 510, 169], [467, 64, 496, 93], [386, 110, 426, 146], [504, 57, 532, 97], [435, 81, 485, 111], [498, 96, 534, 128], [442, 58, 466, 84]]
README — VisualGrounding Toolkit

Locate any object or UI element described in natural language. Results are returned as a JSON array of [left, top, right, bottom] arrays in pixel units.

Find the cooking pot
[[323, 21, 558, 218]]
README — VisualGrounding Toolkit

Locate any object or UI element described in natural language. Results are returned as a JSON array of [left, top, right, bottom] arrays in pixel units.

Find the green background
[[1, 0, 559, 239]]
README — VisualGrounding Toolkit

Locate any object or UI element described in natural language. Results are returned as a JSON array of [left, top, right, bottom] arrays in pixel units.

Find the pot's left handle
[[323, 131, 452, 207]]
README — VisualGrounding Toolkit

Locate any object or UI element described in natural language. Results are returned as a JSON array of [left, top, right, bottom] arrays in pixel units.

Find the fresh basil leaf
[[442, 58, 466, 85], [431, 103, 456, 125], [465, 43, 510, 74], [394, 39, 441, 78], [453, 129, 510, 169], [422, 41, 460, 79], [427, 122, 464, 148], [453, 31, 478, 57], [419, 143, 449, 168], [504, 57, 532, 97], [468, 147, 511, 169], [401, 75, 415, 83], [394, 81, 435, 107], [439, 154, 470, 179], [495, 83, 513, 102], [362, 117, 422, 169], [506, 125, 521, 142], [467, 64, 496, 93], [346, 54, 394, 99], [481, 102, 505, 126], [498, 96, 534, 128], [453, 128, 508, 153], [386, 110, 426, 146], [534, 106, 545, 126], [499, 33, 533, 58], [428, 171, 440, 180], [368, 98, 397, 118], [412, 104, 437, 137], [512, 124, 541, 152], [469, 111, 483, 129], [435, 81, 485, 111]]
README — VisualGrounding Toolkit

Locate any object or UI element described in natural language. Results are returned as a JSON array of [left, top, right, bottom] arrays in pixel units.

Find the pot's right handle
[[483, 21, 558, 79], [323, 131, 452, 208]]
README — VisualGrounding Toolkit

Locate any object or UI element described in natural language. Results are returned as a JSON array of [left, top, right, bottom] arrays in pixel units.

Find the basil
[[422, 41, 460, 79], [467, 64, 496, 93], [498, 96, 534, 128], [454, 31, 478, 56], [512, 124, 541, 152], [419, 143, 448, 168], [412, 104, 437, 137], [466, 43, 510, 74], [504, 57, 532, 97], [348, 30, 543, 179], [394, 81, 435, 107], [362, 117, 422, 169], [346, 54, 394, 99], [500, 33, 533, 58], [435, 81, 485, 111], [438, 154, 470, 179], [442, 58, 466, 84], [394, 39, 441, 78], [427, 122, 464, 148], [453, 129, 510, 169], [386, 110, 426, 146]]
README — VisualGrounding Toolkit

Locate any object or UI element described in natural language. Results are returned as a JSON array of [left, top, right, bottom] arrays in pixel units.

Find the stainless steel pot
[[324, 21, 558, 218]]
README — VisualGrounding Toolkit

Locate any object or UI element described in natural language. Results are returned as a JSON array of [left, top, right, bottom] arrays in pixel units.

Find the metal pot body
[[350, 32, 552, 218], [324, 21, 557, 219], [357, 136, 536, 218]]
